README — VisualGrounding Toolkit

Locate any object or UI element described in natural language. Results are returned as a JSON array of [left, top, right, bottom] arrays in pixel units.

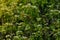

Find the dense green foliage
[[0, 0, 60, 40]]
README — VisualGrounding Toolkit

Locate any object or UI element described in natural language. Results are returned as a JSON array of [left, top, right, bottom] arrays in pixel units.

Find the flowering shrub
[[0, 0, 60, 40]]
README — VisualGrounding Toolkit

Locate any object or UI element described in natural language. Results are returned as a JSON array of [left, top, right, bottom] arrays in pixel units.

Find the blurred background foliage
[[0, 0, 60, 40]]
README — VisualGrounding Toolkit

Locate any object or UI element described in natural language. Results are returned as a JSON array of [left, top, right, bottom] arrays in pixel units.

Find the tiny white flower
[[19, 3, 22, 6], [6, 35, 11, 38], [27, 3, 31, 6], [50, 10, 54, 12], [22, 36, 27, 39], [32, 6, 37, 8], [37, 24, 41, 27], [36, 18, 41, 21], [5, 23, 9, 25], [32, 33, 36, 34], [15, 15, 19, 17]]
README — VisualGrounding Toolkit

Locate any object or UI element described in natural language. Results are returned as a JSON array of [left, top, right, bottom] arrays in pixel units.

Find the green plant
[[0, 0, 60, 40]]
